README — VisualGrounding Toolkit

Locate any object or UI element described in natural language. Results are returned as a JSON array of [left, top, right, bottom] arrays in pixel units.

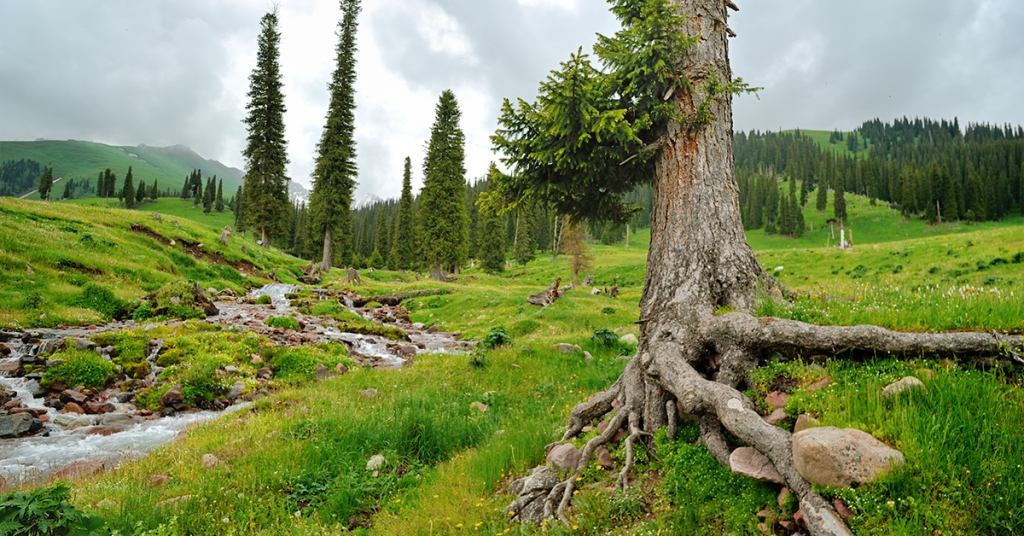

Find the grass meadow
[[1, 195, 1022, 535]]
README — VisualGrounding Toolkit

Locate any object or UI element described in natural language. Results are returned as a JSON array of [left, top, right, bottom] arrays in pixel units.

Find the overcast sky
[[2, 0, 1022, 201]]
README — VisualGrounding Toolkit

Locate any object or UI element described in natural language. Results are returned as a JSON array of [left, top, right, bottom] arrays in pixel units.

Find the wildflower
[[294, 510, 302, 517]]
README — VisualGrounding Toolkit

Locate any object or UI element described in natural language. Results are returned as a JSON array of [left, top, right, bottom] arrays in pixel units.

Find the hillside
[[0, 140, 244, 199]]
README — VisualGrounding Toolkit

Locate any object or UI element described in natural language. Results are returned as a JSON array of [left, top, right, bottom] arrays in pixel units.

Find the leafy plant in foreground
[[0, 483, 107, 536]]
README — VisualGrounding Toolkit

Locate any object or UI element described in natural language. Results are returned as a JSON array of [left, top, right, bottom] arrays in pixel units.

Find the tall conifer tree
[[215, 179, 225, 212], [122, 166, 136, 209], [309, 0, 361, 271], [242, 8, 291, 247], [37, 167, 54, 200], [476, 168, 506, 273], [391, 157, 417, 270], [419, 90, 468, 280]]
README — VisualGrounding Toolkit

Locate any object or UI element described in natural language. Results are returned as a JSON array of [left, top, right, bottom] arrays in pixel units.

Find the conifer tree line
[[735, 117, 1024, 235]]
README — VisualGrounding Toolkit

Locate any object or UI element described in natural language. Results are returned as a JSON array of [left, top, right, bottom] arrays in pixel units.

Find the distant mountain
[[289, 181, 310, 205], [353, 192, 383, 209], [0, 139, 245, 199]]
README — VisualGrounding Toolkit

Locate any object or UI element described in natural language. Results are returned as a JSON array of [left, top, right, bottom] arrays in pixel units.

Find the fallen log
[[527, 278, 564, 307]]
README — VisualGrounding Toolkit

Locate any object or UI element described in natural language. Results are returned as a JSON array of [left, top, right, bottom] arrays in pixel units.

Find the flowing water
[[0, 284, 469, 488]]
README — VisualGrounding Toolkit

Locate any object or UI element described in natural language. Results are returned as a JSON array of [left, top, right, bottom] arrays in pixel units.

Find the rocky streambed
[[0, 284, 472, 489]]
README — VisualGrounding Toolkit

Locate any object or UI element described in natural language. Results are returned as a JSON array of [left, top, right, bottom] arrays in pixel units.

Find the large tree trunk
[[261, 227, 269, 248], [543, 2, 1023, 535], [321, 226, 333, 272]]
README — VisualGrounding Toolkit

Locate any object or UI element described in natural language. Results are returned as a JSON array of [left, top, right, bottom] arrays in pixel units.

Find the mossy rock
[[139, 280, 219, 320]]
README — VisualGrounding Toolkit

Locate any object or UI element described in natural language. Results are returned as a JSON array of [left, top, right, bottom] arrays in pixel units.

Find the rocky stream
[[0, 284, 472, 489]]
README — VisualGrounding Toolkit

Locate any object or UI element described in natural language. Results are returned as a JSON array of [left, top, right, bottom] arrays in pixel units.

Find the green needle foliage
[[419, 90, 469, 278], [121, 166, 136, 209], [491, 0, 753, 225], [475, 167, 506, 273], [241, 8, 291, 246], [390, 157, 417, 270], [37, 167, 53, 200], [309, 0, 360, 270]]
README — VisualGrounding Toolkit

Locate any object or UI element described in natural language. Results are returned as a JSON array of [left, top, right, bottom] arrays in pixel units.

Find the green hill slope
[[0, 140, 244, 199], [0, 198, 304, 328]]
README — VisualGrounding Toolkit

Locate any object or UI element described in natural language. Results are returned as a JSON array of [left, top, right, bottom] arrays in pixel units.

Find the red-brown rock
[[160, 389, 184, 407], [764, 391, 789, 409], [85, 426, 123, 436], [62, 402, 85, 414], [54, 460, 106, 480], [60, 389, 88, 404], [84, 402, 116, 415]]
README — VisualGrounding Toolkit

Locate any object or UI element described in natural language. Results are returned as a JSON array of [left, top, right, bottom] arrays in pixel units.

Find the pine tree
[[792, 192, 806, 237], [234, 185, 246, 229], [215, 179, 225, 212], [136, 180, 147, 204], [815, 155, 829, 213], [391, 157, 417, 270], [62, 180, 71, 200], [150, 179, 159, 200], [372, 208, 389, 268], [37, 167, 54, 200], [513, 205, 536, 266], [419, 90, 468, 279], [476, 173, 506, 273], [122, 166, 136, 209], [242, 8, 291, 247], [833, 171, 847, 224], [309, 0, 361, 271], [194, 173, 204, 206], [941, 167, 958, 221], [97, 171, 105, 198]]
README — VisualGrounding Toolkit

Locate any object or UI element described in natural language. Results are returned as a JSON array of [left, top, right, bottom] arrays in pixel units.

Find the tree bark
[[321, 226, 333, 272], [540, 2, 1023, 535], [261, 227, 269, 248]]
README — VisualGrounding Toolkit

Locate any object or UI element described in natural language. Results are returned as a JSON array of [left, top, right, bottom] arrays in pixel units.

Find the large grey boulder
[[546, 443, 581, 472], [729, 447, 785, 484], [882, 376, 925, 397], [0, 413, 34, 438], [792, 427, 904, 488]]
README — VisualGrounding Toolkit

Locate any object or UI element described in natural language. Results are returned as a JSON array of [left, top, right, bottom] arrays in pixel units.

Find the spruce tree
[[815, 156, 829, 213], [150, 179, 159, 200], [833, 171, 847, 224], [372, 208, 389, 268], [476, 171, 505, 273], [194, 173, 204, 206], [792, 193, 806, 237], [96, 172, 105, 198], [215, 179, 225, 212], [512, 205, 536, 266], [136, 180, 147, 204], [419, 90, 468, 280], [309, 0, 360, 271], [122, 166, 136, 209], [242, 8, 291, 247], [62, 180, 71, 200], [391, 157, 417, 270], [37, 167, 53, 200]]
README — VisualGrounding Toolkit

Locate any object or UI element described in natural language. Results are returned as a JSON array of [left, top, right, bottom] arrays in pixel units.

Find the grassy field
[[0, 198, 303, 328], [0, 140, 244, 200], [2, 197, 1023, 535]]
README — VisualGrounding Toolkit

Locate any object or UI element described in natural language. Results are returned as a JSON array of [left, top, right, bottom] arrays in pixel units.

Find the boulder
[[54, 461, 106, 480], [336, 363, 349, 375], [547, 443, 581, 472], [85, 426, 123, 436], [806, 377, 832, 392], [66, 419, 92, 431], [399, 345, 418, 357], [522, 466, 560, 494], [470, 401, 488, 413], [792, 427, 904, 488], [160, 389, 184, 407], [882, 376, 925, 397], [315, 364, 335, 381], [360, 388, 378, 399], [596, 446, 614, 470], [53, 414, 89, 428], [730, 447, 785, 484], [0, 361, 20, 374], [36, 338, 66, 356], [0, 413, 34, 438], [764, 408, 789, 425], [582, 351, 594, 362], [619, 333, 639, 345], [765, 391, 789, 409], [84, 402, 116, 415], [61, 389, 89, 405], [226, 381, 246, 401], [98, 414, 136, 428], [61, 401, 86, 414], [73, 338, 97, 352], [794, 414, 819, 433], [256, 367, 273, 379], [552, 343, 582, 354]]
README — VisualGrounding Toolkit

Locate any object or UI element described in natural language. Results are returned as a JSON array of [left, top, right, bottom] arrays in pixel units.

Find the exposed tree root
[[538, 311, 1023, 536]]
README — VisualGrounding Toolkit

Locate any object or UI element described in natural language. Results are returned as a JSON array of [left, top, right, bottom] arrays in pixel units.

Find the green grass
[[0, 140, 243, 200], [3, 194, 1022, 535], [0, 198, 306, 328]]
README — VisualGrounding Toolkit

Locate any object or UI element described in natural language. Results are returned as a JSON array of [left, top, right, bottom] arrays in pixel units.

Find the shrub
[[363, 301, 383, 308], [1012, 252, 1024, 264], [591, 328, 620, 346], [74, 283, 128, 319], [255, 295, 272, 305], [91, 331, 150, 379], [601, 307, 616, 315], [479, 327, 512, 350], [266, 316, 300, 331], [0, 483, 107, 536], [40, 349, 118, 389]]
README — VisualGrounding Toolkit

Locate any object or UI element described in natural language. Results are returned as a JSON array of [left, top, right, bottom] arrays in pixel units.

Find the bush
[[40, 349, 117, 389], [601, 307, 616, 315], [91, 331, 150, 379], [74, 283, 128, 319], [363, 301, 383, 308], [591, 328, 620, 345], [266, 316, 300, 331], [478, 327, 512, 350], [255, 295, 272, 305], [0, 483, 107, 536]]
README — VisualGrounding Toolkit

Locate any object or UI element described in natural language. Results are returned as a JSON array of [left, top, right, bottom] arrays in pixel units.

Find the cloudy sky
[[2, 0, 1022, 201]]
